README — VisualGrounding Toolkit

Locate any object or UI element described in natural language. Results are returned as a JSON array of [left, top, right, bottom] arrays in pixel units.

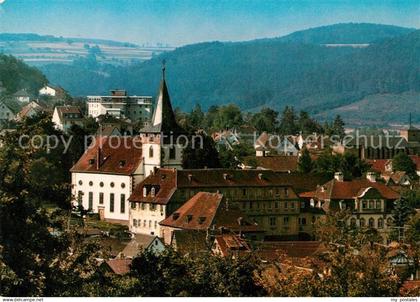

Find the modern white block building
[[87, 89, 153, 123]]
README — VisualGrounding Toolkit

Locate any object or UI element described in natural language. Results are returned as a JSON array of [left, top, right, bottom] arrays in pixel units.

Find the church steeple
[[145, 62, 184, 135]]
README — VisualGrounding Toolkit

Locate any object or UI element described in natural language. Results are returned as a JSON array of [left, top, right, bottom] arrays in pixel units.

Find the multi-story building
[[87, 89, 152, 123], [52, 105, 84, 132], [70, 136, 145, 224], [128, 168, 302, 240], [300, 172, 400, 242]]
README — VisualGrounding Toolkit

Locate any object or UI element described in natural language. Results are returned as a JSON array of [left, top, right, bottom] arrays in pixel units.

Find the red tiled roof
[[367, 159, 389, 173], [70, 136, 143, 175], [214, 234, 251, 257], [256, 241, 326, 262], [105, 259, 132, 275], [159, 192, 222, 230], [409, 155, 420, 170], [159, 192, 262, 233], [248, 155, 299, 172], [299, 178, 400, 200]]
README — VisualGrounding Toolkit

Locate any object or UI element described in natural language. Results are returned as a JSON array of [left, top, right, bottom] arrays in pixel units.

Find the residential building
[[13, 89, 32, 103], [241, 155, 299, 172], [159, 192, 263, 244], [0, 101, 15, 122], [212, 234, 252, 258], [300, 172, 400, 242], [52, 106, 84, 132], [255, 132, 299, 157], [129, 168, 302, 240], [87, 89, 152, 123], [101, 259, 132, 275], [120, 234, 165, 258], [16, 100, 48, 121], [39, 84, 66, 98], [70, 136, 145, 224]]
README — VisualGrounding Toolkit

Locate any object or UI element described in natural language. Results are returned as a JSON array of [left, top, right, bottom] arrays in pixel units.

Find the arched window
[[149, 146, 154, 158], [133, 219, 137, 227], [350, 218, 357, 227], [169, 146, 176, 159], [378, 218, 384, 229], [151, 187, 156, 197], [143, 187, 147, 197], [149, 220, 152, 228], [360, 218, 365, 227], [387, 217, 393, 227], [368, 217, 375, 228]]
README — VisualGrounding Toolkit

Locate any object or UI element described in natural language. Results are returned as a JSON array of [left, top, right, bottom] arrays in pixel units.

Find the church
[[70, 66, 186, 223]]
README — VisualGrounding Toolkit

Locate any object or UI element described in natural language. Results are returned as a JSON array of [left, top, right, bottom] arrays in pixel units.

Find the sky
[[0, 0, 419, 46]]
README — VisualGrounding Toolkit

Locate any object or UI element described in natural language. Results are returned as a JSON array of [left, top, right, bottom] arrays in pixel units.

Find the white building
[[70, 136, 145, 224], [52, 106, 84, 132], [0, 101, 15, 121], [70, 66, 186, 225], [13, 89, 31, 103], [39, 84, 64, 98], [87, 90, 152, 123]]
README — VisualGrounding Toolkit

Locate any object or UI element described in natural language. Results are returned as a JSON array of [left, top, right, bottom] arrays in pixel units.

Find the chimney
[[96, 147, 102, 170], [367, 172, 376, 182], [334, 172, 344, 182]]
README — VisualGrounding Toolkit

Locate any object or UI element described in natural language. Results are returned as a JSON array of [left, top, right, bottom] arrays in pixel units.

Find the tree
[[332, 115, 345, 140], [278, 106, 298, 135], [298, 111, 323, 135], [188, 104, 205, 130], [297, 148, 313, 173], [212, 104, 243, 130], [390, 199, 415, 241], [250, 108, 278, 133], [181, 133, 221, 169], [392, 153, 417, 178]]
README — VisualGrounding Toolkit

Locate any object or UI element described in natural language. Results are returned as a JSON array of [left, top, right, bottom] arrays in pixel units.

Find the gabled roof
[[104, 259, 131, 275], [214, 234, 251, 257], [54, 106, 83, 120], [121, 234, 161, 258], [245, 155, 299, 172], [141, 70, 184, 135], [159, 192, 262, 233], [367, 159, 389, 173], [13, 89, 31, 97], [70, 136, 143, 175], [300, 178, 400, 200]]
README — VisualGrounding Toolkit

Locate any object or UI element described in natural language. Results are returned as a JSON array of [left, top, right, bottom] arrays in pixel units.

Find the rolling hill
[[35, 23, 420, 126]]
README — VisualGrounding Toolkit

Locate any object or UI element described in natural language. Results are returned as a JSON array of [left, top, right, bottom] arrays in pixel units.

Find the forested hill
[[38, 23, 419, 124], [0, 55, 47, 95]]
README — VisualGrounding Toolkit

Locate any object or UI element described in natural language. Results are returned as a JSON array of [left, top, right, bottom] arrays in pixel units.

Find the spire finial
[[162, 59, 166, 80], [409, 113, 412, 129]]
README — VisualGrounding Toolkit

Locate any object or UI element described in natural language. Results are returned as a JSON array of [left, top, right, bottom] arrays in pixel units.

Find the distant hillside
[[38, 23, 419, 125], [0, 54, 47, 95], [277, 23, 415, 44], [0, 33, 174, 66]]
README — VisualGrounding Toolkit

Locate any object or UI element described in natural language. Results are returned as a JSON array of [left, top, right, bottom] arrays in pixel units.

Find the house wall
[[0, 104, 15, 121], [129, 202, 166, 236], [72, 172, 134, 223], [39, 86, 56, 96]]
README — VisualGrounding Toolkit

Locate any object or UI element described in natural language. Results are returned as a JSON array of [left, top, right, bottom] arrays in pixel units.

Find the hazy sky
[[0, 0, 419, 46]]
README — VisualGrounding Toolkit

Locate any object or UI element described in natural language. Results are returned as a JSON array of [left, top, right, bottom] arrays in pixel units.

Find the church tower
[[141, 63, 186, 177]]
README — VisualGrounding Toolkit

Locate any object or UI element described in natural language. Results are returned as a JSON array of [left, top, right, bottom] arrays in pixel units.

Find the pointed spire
[[162, 59, 166, 80], [409, 113, 412, 129]]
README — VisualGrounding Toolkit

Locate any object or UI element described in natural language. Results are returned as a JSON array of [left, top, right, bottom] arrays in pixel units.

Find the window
[[154, 221, 157, 229], [151, 187, 155, 197], [78, 180, 83, 185], [133, 219, 137, 227], [131, 202, 136, 209], [369, 200, 374, 209], [77, 190, 83, 206], [120, 194, 125, 213], [110, 182, 115, 188], [284, 202, 288, 209], [376, 200, 381, 209], [149, 146, 154, 158], [89, 181, 93, 186], [121, 183, 126, 189], [88, 192, 93, 210], [141, 203, 145, 210], [110, 193, 115, 212], [301, 202, 305, 208], [100, 182, 104, 187], [360, 218, 365, 227], [387, 217, 393, 227], [368, 218, 374, 228], [275, 202, 279, 209], [378, 218, 384, 229], [99, 192, 104, 204], [362, 201, 367, 209], [143, 187, 147, 197], [290, 202, 295, 209], [149, 220, 152, 228], [301, 218, 307, 225], [283, 217, 289, 224], [143, 220, 146, 227], [160, 205, 164, 212], [350, 218, 357, 227], [169, 147, 176, 159], [242, 189, 247, 196], [150, 204, 156, 211], [270, 217, 277, 226], [284, 188, 289, 197]]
